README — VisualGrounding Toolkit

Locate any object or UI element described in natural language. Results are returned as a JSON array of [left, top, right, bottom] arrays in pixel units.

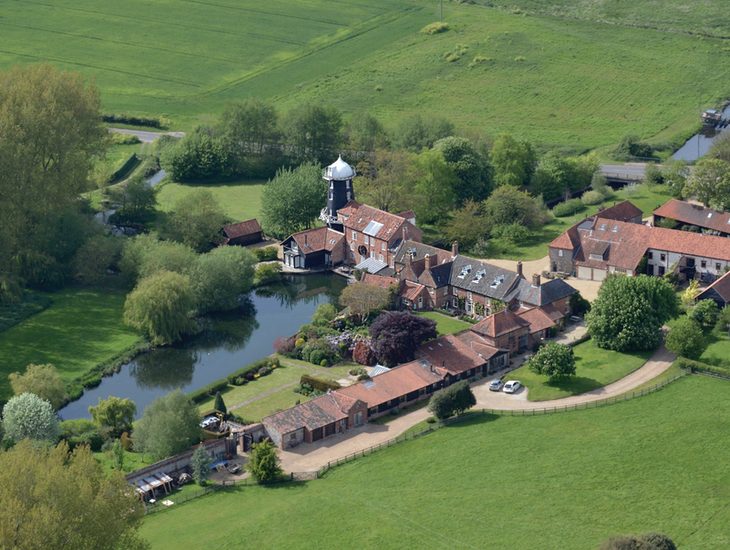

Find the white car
[[502, 380, 522, 394]]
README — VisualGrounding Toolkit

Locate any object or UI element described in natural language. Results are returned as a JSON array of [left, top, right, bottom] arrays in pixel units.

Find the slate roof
[[595, 200, 643, 222], [285, 227, 344, 254], [506, 277, 577, 307], [697, 270, 730, 303], [393, 239, 452, 268], [336, 360, 445, 409], [471, 309, 530, 338], [449, 255, 520, 301], [262, 392, 361, 436], [416, 334, 489, 375], [653, 199, 730, 234], [223, 219, 262, 238]]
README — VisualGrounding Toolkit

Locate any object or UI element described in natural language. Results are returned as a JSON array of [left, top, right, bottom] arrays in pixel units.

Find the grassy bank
[[156, 180, 265, 222], [0, 288, 141, 400], [2, 2, 729, 149], [509, 339, 653, 401], [141, 376, 730, 549]]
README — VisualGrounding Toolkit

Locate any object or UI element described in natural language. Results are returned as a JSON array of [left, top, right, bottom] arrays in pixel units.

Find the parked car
[[488, 379, 503, 392], [200, 416, 219, 429], [502, 380, 522, 394]]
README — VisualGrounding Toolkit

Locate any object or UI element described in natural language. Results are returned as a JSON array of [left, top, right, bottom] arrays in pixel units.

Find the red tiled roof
[[402, 281, 427, 302], [336, 360, 445, 409], [360, 273, 398, 290], [653, 199, 730, 234], [397, 210, 416, 220], [595, 200, 643, 222], [288, 227, 344, 254], [223, 219, 262, 238], [553, 218, 730, 272], [455, 331, 503, 360], [550, 222, 581, 250], [262, 392, 361, 435], [338, 201, 420, 243], [417, 334, 489, 375], [697, 270, 730, 302], [471, 309, 530, 338], [517, 307, 556, 334]]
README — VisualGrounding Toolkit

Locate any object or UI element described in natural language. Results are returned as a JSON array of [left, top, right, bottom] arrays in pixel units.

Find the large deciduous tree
[[370, 311, 437, 366], [8, 363, 68, 410], [0, 64, 106, 298], [120, 234, 197, 285], [587, 275, 679, 352], [123, 270, 196, 345], [482, 185, 546, 230], [490, 133, 536, 187], [133, 390, 200, 460], [665, 318, 706, 360], [261, 163, 327, 238], [393, 114, 454, 152], [340, 282, 391, 324], [445, 200, 488, 251], [690, 299, 720, 330], [88, 396, 137, 438], [355, 149, 411, 212], [189, 246, 255, 313], [2, 393, 59, 443], [161, 189, 228, 252], [527, 343, 576, 381], [285, 103, 343, 164], [683, 158, 730, 210], [411, 149, 459, 224], [434, 136, 491, 204], [0, 441, 147, 550]]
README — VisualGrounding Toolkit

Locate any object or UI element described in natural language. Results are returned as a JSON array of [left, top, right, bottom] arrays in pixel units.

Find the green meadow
[[156, 179, 266, 223], [141, 376, 730, 549], [0, 288, 141, 400], [2, 1, 729, 149]]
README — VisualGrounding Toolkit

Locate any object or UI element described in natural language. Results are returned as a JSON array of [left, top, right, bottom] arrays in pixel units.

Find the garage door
[[593, 269, 607, 281], [577, 266, 592, 280]]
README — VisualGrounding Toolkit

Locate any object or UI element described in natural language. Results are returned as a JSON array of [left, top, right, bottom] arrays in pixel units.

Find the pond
[[59, 273, 346, 420], [672, 104, 730, 162]]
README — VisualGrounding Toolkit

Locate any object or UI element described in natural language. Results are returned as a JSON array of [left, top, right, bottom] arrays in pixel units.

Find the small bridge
[[599, 163, 649, 185]]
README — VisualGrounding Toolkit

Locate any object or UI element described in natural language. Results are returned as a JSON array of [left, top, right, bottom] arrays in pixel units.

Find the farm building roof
[[653, 199, 730, 234], [223, 219, 262, 239], [285, 227, 344, 254], [471, 309, 530, 338], [262, 392, 361, 436], [595, 200, 643, 223], [416, 334, 489, 375]]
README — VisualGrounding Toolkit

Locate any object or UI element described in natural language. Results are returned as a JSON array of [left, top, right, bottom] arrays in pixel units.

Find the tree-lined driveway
[[278, 346, 675, 473]]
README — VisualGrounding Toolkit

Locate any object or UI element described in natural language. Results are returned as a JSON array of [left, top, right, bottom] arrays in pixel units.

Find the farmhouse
[[653, 199, 730, 237], [262, 392, 367, 449], [222, 219, 263, 246], [549, 208, 730, 282]]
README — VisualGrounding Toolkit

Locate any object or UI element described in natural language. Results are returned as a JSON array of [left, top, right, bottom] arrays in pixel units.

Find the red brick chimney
[[425, 254, 432, 271], [451, 241, 459, 257], [532, 273, 541, 287], [516, 261, 523, 278]]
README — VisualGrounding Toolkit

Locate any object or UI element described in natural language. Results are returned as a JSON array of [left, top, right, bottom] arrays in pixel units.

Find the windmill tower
[[320, 155, 355, 231]]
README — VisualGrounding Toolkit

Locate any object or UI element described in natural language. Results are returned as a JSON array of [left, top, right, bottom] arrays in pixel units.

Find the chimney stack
[[451, 241, 459, 257], [532, 273, 541, 287], [516, 261, 523, 278], [424, 254, 432, 271]]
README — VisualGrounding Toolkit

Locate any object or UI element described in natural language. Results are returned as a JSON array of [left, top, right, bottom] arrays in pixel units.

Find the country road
[[108, 127, 185, 143]]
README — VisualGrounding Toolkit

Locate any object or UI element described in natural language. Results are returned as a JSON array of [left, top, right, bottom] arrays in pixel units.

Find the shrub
[[102, 113, 165, 128], [254, 263, 282, 286], [300, 374, 340, 393], [491, 223, 530, 245], [9, 363, 67, 410], [421, 21, 449, 35], [254, 246, 278, 262], [59, 419, 104, 452], [690, 299, 719, 330], [2, 393, 59, 443], [552, 198, 585, 217], [428, 381, 476, 420], [274, 336, 296, 355], [247, 440, 283, 482], [581, 190, 604, 206], [527, 342, 576, 381], [352, 340, 376, 366], [349, 367, 367, 377], [665, 318, 706, 360]]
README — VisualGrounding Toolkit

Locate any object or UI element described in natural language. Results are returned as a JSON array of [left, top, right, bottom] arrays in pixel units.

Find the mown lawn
[[2, 2, 729, 149], [0, 288, 141, 400], [141, 376, 730, 549], [486, 183, 674, 261], [156, 180, 265, 222], [509, 339, 653, 401], [415, 311, 471, 336], [197, 357, 353, 421], [699, 330, 730, 370]]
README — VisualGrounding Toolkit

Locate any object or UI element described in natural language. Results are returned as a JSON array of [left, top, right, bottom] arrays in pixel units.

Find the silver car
[[488, 379, 503, 392]]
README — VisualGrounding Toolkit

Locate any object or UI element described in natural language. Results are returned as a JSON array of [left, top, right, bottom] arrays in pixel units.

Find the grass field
[[509, 339, 653, 401], [156, 180, 265, 222], [197, 357, 353, 421], [415, 311, 471, 336], [141, 375, 730, 549], [700, 330, 730, 369], [0, 288, 141, 400], [487, 183, 674, 260], [2, 1, 729, 150]]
